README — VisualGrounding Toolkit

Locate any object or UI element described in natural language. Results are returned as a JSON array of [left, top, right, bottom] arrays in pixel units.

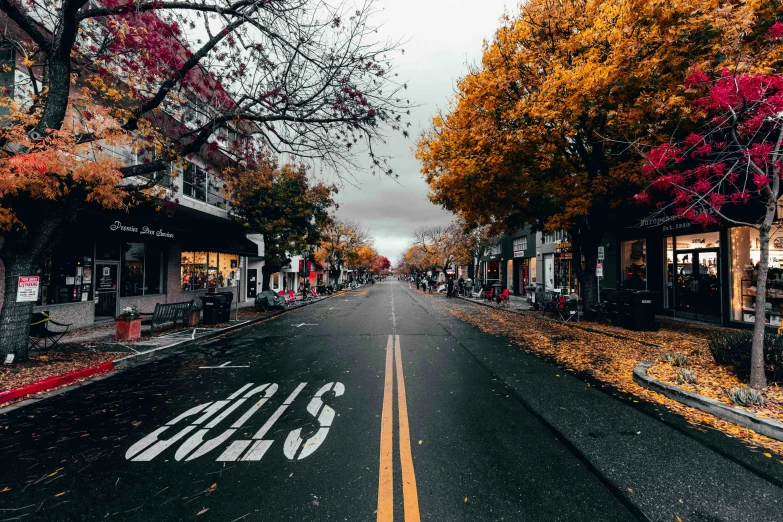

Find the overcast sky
[[331, 0, 512, 264]]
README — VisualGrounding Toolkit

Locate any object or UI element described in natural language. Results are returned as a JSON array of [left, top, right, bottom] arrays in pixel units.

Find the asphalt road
[[1, 281, 782, 521]]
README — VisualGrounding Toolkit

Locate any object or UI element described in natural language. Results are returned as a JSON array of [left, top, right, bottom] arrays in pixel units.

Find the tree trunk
[[261, 267, 272, 292], [571, 224, 602, 308], [0, 256, 37, 360], [751, 223, 770, 389]]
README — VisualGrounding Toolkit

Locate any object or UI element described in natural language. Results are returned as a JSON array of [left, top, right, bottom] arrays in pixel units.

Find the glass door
[[95, 262, 119, 318], [673, 249, 720, 322]]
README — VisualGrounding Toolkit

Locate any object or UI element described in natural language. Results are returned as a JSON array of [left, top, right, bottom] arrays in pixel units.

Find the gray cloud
[[331, 0, 511, 264]]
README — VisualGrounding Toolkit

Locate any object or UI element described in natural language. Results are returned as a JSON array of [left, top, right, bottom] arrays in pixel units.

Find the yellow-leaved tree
[[417, 0, 783, 306]]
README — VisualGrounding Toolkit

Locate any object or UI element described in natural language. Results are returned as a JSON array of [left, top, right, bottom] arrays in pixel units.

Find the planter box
[[189, 309, 201, 327], [115, 318, 141, 341]]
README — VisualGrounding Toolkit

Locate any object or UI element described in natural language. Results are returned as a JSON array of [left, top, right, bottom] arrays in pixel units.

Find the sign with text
[[110, 220, 174, 239], [596, 262, 603, 277], [597, 247, 605, 261], [16, 276, 39, 302]]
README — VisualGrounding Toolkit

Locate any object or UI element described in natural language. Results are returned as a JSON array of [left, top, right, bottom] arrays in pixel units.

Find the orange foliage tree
[[0, 0, 410, 357], [314, 219, 374, 284], [227, 161, 336, 292], [417, 0, 783, 306]]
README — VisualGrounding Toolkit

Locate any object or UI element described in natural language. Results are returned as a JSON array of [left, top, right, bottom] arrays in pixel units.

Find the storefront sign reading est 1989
[[110, 220, 174, 239], [17, 276, 40, 302]]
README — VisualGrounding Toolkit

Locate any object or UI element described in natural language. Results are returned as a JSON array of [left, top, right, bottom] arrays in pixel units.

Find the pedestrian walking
[[428, 278, 433, 294], [447, 277, 454, 298], [458, 276, 465, 296], [465, 277, 473, 297], [416, 277, 420, 290], [421, 279, 427, 293]]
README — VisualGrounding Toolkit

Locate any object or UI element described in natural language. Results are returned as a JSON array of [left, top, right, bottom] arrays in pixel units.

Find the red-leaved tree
[[636, 54, 783, 389]]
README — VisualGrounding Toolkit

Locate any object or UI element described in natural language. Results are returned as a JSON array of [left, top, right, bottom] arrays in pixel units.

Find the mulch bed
[[436, 296, 783, 456], [0, 351, 125, 393]]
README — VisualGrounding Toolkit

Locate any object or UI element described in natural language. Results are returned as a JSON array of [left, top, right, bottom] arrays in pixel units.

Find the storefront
[[619, 215, 725, 324], [554, 240, 578, 295], [729, 226, 783, 326], [22, 208, 260, 328], [512, 233, 536, 295]]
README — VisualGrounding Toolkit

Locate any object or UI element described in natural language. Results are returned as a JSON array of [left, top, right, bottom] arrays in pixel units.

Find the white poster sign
[[16, 276, 40, 302]]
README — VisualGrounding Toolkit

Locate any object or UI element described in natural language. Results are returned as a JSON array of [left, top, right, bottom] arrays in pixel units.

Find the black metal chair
[[28, 312, 72, 355]]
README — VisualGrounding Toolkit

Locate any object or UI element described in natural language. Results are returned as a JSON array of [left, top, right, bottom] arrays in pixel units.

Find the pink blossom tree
[[636, 31, 783, 389]]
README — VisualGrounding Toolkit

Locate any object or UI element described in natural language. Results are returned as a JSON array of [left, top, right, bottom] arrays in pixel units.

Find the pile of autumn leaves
[[442, 299, 783, 456]]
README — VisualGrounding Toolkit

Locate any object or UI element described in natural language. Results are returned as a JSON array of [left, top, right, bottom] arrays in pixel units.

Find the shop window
[[730, 227, 783, 325], [621, 239, 647, 290], [120, 242, 166, 297], [181, 251, 240, 291], [37, 238, 94, 305], [485, 261, 500, 281]]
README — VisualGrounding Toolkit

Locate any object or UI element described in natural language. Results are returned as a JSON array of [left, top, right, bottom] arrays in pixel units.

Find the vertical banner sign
[[17, 276, 40, 302]]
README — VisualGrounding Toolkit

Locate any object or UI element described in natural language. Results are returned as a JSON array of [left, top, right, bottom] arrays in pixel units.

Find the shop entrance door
[[519, 261, 529, 295], [674, 249, 721, 322], [95, 262, 119, 318], [247, 269, 257, 299]]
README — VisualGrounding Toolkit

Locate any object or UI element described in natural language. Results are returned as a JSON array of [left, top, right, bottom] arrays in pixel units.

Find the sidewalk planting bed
[[437, 295, 783, 455], [0, 351, 125, 395]]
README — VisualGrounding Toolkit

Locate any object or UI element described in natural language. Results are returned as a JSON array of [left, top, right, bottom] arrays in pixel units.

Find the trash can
[[216, 291, 234, 322], [629, 291, 658, 331], [200, 294, 226, 325], [609, 290, 634, 327]]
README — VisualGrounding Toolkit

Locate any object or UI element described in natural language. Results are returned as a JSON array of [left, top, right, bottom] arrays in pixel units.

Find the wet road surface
[[1, 281, 782, 521]]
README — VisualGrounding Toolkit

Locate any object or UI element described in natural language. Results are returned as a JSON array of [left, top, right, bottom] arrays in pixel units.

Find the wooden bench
[[141, 301, 194, 337]]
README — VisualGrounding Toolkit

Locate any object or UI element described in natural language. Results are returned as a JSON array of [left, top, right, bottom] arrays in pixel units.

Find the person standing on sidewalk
[[421, 278, 427, 293], [447, 277, 454, 298]]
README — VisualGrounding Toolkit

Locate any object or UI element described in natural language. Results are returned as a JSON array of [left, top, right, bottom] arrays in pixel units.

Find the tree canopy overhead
[[0, 0, 411, 356], [416, 0, 783, 304]]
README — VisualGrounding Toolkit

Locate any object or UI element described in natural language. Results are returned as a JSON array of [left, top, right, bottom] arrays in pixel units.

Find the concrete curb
[[0, 293, 339, 410], [456, 295, 662, 348], [633, 361, 783, 442]]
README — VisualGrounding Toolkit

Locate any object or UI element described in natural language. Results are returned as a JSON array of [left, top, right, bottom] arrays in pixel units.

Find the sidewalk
[[0, 294, 334, 408], [458, 292, 535, 310]]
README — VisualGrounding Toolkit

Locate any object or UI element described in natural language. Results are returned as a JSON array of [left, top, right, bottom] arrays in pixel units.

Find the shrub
[[727, 386, 765, 407], [676, 367, 697, 385], [660, 352, 688, 367], [708, 332, 783, 383]]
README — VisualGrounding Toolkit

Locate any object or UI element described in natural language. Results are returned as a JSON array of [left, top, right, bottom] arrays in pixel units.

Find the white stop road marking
[[125, 381, 343, 463]]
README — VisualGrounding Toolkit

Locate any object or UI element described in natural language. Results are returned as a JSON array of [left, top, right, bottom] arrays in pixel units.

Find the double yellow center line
[[378, 334, 420, 522]]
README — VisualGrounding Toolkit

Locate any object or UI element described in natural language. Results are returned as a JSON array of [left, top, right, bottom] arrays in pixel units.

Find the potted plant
[[115, 305, 142, 341], [189, 300, 202, 326]]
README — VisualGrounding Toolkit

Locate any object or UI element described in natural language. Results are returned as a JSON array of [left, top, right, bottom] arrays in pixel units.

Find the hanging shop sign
[[16, 276, 40, 302], [555, 242, 572, 254], [110, 220, 175, 239]]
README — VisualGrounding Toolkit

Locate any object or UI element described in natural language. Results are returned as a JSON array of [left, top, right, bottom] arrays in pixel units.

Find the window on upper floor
[[487, 243, 502, 255], [543, 230, 567, 244], [513, 237, 527, 252], [182, 162, 228, 209]]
